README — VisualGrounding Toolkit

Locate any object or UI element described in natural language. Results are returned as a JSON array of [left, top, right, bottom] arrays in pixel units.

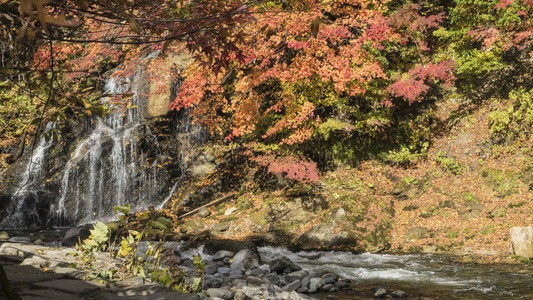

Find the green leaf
[[113, 204, 131, 216], [149, 220, 168, 230]]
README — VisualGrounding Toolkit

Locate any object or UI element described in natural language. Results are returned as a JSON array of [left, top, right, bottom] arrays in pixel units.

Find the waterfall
[[0, 123, 55, 228], [0, 55, 205, 228], [48, 69, 163, 226]]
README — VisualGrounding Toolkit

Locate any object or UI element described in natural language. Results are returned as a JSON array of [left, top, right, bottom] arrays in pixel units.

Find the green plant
[[404, 176, 419, 185], [435, 151, 464, 174], [489, 89, 533, 143]]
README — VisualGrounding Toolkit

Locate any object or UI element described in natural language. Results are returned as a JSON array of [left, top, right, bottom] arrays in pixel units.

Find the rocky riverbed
[[0, 232, 409, 300]]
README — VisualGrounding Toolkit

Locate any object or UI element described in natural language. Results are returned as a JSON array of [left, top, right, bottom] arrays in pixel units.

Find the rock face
[[295, 224, 357, 250], [0, 53, 207, 229], [510, 227, 533, 258]]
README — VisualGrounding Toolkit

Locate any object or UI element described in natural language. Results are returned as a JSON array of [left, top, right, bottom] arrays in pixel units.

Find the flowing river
[[2, 229, 532, 299], [259, 247, 533, 299]]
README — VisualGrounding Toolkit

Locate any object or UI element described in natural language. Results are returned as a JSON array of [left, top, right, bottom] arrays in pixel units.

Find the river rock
[[8, 236, 31, 243], [205, 287, 233, 299], [373, 287, 389, 298], [268, 256, 301, 274], [204, 275, 224, 289], [510, 227, 533, 258], [62, 225, 92, 247], [205, 262, 218, 275], [245, 276, 264, 286], [322, 273, 337, 285], [283, 280, 302, 292], [309, 278, 324, 291], [285, 270, 308, 282], [391, 290, 408, 298], [231, 249, 260, 271]]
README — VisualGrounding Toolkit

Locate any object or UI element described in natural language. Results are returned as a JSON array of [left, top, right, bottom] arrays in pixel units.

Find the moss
[[480, 168, 520, 197], [236, 196, 253, 211]]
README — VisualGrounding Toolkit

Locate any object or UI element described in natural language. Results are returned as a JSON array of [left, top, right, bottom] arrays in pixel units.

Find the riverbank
[[1, 234, 533, 300]]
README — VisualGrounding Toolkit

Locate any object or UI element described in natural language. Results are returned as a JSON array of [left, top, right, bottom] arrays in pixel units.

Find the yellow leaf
[[129, 18, 142, 34]]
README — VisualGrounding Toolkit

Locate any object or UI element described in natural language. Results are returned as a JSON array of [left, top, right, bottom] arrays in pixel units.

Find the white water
[[0, 123, 55, 227], [258, 247, 527, 298]]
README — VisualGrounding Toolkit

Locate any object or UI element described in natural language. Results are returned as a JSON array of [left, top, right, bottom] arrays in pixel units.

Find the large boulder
[[62, 225, 92, 247], [230, 249, 260, 271], [0, 264, 21, 300], [202, 239, 258, 256], [294, 224, 357, 250], [510, 227, 533, 258], [268, 256, 302, 274]]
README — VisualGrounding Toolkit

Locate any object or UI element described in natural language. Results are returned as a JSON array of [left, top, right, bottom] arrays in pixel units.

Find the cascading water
[[46, 70, 161, 225], [0, 57, 204, 228], [0, 123, 55, 227]]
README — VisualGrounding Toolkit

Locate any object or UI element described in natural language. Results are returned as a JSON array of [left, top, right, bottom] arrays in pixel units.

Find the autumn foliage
[[4, 0, 533, 182]]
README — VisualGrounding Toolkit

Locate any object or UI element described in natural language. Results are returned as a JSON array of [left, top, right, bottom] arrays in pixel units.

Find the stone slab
[[1, 262, 60, 284], [95, 291, 201, 300], [34, 279, 105, 294], [19, 288, 85, 300]]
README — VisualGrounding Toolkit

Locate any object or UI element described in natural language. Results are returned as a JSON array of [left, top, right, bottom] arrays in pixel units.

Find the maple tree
[[2, 0, 532, 182]]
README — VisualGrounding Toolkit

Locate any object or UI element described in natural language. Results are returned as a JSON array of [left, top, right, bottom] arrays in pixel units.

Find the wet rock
[[285, 270, 308, 282], [231, 250, 260, 271], [322, 273, 337, 285], [373, 287, 389, 298], [309, 278, 324, 291], [62, 225, 91, 247], [8, 237, 31, 243], [510, 227, 533, 258], [268, 256, 301, 274], [212, 250, 235, 262], [321, 284, 335, 292], [283, 280, 302, 292], [391, 290, 408, 298]]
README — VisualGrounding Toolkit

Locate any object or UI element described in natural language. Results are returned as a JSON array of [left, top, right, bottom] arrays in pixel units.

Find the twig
[[178, 193, 236, 219]]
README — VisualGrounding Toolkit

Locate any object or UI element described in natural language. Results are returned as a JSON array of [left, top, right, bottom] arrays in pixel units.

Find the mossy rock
[[179, 219, 206, 234], [404, 227, 435, 242], [480, 168, 520, 197]]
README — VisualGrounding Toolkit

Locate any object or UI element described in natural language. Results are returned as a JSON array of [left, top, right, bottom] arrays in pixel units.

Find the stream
[[1, 229, 532, 299], [259, 247, 533, 299]]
